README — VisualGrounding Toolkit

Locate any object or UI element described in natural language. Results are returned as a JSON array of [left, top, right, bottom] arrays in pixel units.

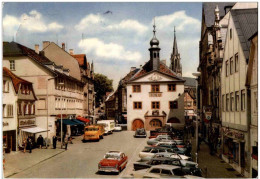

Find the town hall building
[[126, 23, 185, 131]]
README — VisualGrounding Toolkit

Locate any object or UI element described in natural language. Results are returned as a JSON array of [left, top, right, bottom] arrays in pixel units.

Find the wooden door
[[132, 119, 144, 131]]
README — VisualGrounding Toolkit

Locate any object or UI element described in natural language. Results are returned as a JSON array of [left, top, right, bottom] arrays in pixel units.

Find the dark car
[[133, 157, 202, 177], [155, 142, 190, 156], [134, 128, 147, 138]]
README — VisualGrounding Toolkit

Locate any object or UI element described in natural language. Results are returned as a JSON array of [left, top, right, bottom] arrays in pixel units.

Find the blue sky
[[3, 2, 202, 89]]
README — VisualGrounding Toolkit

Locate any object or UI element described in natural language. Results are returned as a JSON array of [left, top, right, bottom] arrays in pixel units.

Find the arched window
[[149, 119, 162, 127]]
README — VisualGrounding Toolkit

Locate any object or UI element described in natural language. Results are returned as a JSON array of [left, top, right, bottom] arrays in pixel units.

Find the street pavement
[[4, 131, 147, 178]]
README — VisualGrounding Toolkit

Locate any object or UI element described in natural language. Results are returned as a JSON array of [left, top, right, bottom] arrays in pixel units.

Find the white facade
[[127, 71, 185, 131]]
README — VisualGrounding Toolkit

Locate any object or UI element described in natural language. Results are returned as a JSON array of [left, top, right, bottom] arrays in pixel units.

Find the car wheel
[[100, 135, 104, 139]]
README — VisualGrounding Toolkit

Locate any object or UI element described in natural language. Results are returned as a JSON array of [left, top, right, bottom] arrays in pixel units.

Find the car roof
[[150, 165, 181, 170], [107, 151, 122, 155], [144, 146, 168, 150], [151, 157, 180, 161]]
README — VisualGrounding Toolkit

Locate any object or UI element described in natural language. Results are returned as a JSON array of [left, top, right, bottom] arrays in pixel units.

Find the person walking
[[27, 136, 33, 153], [52, 135, 57, 149], [37, 135, 44, 149], [64, 133, 69, 150], [23, 138, 27, 153]]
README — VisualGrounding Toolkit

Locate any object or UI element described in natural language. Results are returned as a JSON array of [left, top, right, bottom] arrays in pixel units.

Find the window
[[152, 101, 160, 109], [168, 84, 176, 91], [132, 85, 141, 92], [7, 104, 13, 117], [161, 169, 172, 175], [32, 104, 35, 115], [18, 103, 22, 115], [173, 168, 185, 176], [149, 119, 162, 127], [169, 101, 178, 109], [222, 95, 225, 111], [3, 104, 6, 117], [151, 84, 160, 92], [153, 52, 156, 58], [150, 168, 160, 174], [230, 93, 234, 111], [10, 60, 15, 70], [241, 90, 245, 111], [235, 53, 239, 72], [235, 91, 239, 111], [226, 94, 229, 111], [226, 61, 229, 76], [230, 28, 232, 39], [3, 80, 9, 93], [230, 57, 234, 75], [133, 102, 142, 109]]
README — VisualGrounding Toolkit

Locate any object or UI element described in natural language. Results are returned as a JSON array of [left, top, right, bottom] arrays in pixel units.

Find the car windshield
[[85, 128, 98, 131], [142, 148, 151, 152], [105, 154, 120, 159]]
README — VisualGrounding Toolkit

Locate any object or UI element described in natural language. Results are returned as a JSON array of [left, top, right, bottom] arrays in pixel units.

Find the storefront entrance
[[3, 130, 16, 153], [132, 119, 144, 131]]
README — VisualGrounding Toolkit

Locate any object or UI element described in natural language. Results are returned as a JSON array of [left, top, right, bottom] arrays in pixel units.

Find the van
[[83, 125, 105, 142], [97, 120, 115, 135]]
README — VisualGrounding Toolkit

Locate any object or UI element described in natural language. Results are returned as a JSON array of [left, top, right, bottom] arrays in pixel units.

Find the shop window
[[151, 84, 160, 92], [10, 60, 15, 70], [168, 84, 176, 91], [133, 85, 141, 92], [152, 101, 160, 109], [233, 143, 239, 164], [133, 102, 142, 109]]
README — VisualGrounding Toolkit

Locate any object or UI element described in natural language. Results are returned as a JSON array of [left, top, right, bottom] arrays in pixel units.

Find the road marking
[[119, 138, 146, 178]]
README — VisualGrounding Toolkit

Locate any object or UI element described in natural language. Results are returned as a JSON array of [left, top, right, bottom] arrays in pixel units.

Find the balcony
[[149, 92, 162, 97]]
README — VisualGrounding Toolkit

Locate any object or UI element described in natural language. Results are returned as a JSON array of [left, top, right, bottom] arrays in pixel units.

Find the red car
[[98, 151, 128, 174]]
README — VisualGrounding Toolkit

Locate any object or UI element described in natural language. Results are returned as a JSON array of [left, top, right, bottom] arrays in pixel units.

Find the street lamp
[[192, 72, 201, 163], [58, 82, 65, 148]]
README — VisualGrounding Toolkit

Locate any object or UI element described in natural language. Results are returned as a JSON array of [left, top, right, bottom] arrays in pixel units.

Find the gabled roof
[[203, 2, 235, 27], [71, 54, 86, 67], [119, 68, 140, 86], [129, 61, 184, 82], [230, 8, 258, 60], [3, 67, 32, 93]]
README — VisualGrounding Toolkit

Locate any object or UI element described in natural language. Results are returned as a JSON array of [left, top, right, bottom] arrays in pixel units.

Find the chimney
[[43, 41, 50, 49], [62, 43, 65, 50], [161, 59, 166, 65], [69, 49, 74, 55], [130, 67, 136, 72], [35, 44, 39, 54]]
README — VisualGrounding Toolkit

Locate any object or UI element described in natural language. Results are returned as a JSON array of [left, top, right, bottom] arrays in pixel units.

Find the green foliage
[[94, 73, 113, 107]]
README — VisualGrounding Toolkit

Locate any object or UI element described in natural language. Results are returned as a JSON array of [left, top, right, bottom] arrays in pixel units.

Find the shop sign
[[224, 128, 244, 140], [19, 118, 36, 127], [3, 122, 9, 127]]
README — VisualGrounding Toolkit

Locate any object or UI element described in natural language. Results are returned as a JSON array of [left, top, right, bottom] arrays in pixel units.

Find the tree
[[94, 73, 113, 107]]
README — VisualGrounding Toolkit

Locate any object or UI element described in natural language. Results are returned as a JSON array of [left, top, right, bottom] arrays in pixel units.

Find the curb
[[5, 150, 66, 178]]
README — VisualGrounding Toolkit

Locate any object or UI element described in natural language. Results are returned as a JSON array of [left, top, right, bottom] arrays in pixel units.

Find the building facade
[[127, 24, 185, 131]]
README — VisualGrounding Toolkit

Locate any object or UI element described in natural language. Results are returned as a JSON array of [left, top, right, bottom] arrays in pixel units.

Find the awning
[[57, 119, 79, 126], [21, 127, 49, 133], [77, 117, 90, 123], [167, 117, 181, 123], [71, 119, 85, 125]]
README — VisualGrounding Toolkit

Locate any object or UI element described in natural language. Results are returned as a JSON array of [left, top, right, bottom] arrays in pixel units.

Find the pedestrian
[[37, 135, 44, 149], [52, 135, 57, 149], [64, 133, 69, 150], [27, 136, 33, 153], [23, 138, 27, 153]]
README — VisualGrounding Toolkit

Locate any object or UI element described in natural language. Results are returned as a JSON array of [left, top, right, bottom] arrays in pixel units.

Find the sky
[[3, 2, 202, 89]]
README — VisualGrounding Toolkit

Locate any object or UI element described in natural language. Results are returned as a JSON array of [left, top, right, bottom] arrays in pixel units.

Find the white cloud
[[78, 38, 141, 62], [75, 14, 104, 31], [3, 10, 63, 36]]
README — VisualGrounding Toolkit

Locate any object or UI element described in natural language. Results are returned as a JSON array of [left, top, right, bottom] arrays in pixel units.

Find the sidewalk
[[4, 143, 65, 178], [191, 138, 243, 178]]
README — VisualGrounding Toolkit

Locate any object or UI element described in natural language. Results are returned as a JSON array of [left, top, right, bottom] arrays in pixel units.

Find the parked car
[[114, 124, 122, 132], [155, 142, 189, 156], [147, 135, 173, 145], [133, 157, 201, 176], [98, 151, 128, 174], [152, 152, 192, 161], [133, 165, 185, 178], [134, 128, 147, 138], [139, 146, 176, 161], [83, 125, 105, 142]]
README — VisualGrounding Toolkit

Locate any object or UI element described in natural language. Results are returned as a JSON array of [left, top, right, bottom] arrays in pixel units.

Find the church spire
[[173, 26, 178, 55], [170, 26, 182, 76]]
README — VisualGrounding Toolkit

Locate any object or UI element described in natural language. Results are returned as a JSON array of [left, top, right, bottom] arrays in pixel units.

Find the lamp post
[[58, 82, 65, 148], [192, 72, 201, 163]]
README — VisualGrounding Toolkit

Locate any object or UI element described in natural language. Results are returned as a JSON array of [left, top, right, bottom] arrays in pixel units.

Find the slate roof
[[230, 8, 258, 60], [203, 2, 235, 27], [3, 67, 32, 93], [183, 77, 196, 87], [129, 60, 184, 82]]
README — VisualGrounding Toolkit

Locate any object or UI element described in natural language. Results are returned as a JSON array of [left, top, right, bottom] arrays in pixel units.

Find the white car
[[153, 152, 192, 161], [114, 124, 122, 132], [139, 146, 176, 161], [147, 135, 173, 145], [133, 165, 185, 178]]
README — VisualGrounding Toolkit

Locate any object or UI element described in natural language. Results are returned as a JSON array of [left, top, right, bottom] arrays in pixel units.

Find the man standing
[[52, 135, 57, 149], [64, 133, 69, 150], [37, 135, 44, 149], [27, 136, 33, 153]]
